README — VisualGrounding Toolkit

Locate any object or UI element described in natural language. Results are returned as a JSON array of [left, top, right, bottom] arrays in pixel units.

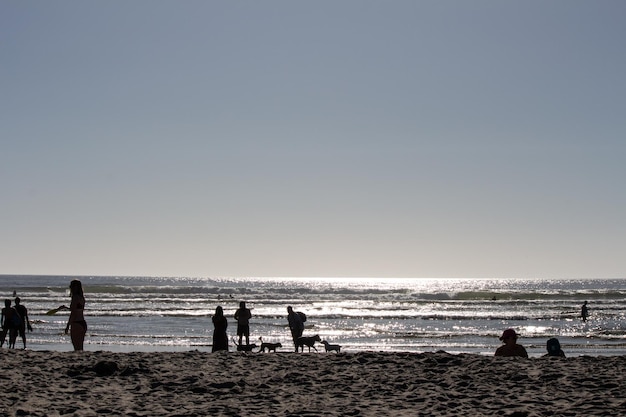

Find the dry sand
[[1, 349, 625, 416]]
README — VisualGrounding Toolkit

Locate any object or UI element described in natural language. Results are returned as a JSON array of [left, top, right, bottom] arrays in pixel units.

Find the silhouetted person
[[287, 306, 304, 352], [0, 299, 20, 348], [495, 328, 528, 358], [14, 297, 33, 349], [581, 301, 589, 322], [65, 279, 87, 351], [212, 306, 228, 352], [234, 301, 252, 346], [0, 299, 10, 347], [545, 337, 565, 357]]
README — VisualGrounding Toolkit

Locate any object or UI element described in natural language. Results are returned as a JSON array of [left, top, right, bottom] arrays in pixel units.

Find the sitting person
[[544, 337, 566, 357], [495, 328, 528, 358]]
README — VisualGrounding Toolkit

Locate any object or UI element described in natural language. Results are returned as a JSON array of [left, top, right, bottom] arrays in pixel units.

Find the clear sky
[[2, 1, 625, 279]]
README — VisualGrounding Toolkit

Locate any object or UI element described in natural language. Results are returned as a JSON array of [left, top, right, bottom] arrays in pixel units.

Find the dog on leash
[[296, 334, 321, 352], [231, 337, 257, 352], [258, 337, 282, 353], [321, 340, 341, 353]]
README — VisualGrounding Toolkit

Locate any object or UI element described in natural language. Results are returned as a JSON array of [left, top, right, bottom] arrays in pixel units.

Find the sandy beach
[[1, 350, 624, 417]]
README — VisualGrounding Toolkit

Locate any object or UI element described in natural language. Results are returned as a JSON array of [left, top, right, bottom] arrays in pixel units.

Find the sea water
[[1, 275, 625, 357]]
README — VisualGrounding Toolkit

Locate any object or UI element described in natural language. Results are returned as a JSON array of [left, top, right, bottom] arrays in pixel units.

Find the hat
[[499, 329, 519, 341]]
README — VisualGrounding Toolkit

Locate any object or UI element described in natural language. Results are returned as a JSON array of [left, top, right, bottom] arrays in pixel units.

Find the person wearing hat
[[495, 328, 528, 357]]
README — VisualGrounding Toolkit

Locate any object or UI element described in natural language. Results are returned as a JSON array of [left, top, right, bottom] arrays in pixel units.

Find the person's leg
[[0, 327, 7, 347], [9, 328, 18, 349], [71, 322, 86, 351], [296, 329, 303, 352], [19, 326, 26, 349]]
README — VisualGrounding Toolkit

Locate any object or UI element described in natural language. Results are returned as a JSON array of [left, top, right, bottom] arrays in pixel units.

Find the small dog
[[321, 340, 341, 353], [231, 337, 257, 352], [296, 334, 321, 352], [258, 337, 282, 353]]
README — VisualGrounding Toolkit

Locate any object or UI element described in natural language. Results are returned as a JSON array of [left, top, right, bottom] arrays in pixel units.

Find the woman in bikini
[[65, 279, 86, 351]]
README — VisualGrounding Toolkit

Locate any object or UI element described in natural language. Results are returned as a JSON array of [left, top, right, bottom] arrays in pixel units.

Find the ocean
[[1, 275, 625, 357]]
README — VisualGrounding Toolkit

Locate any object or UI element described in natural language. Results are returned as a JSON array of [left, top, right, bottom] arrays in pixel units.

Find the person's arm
[[25, 308, 32, 331], [65, 298, 75, 334]]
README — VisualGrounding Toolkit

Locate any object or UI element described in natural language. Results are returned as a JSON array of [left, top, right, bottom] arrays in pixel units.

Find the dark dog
[[296, 334, 321, 352], [232, 337, 257, 352], [321, 340, 341, 353], [258, 337, 282, 353]]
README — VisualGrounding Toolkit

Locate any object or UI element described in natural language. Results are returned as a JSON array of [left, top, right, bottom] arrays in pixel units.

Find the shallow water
[[2, 275, 625, 356]]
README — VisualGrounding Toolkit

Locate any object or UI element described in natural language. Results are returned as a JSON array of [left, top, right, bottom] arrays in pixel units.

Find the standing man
[[0, 299, 20, 349], [234, 301, 252, 346], [1, 299, 13, 347], [14, 297, 33, 349], [581, 301, 589, 322], [287, 306, 304, 352]]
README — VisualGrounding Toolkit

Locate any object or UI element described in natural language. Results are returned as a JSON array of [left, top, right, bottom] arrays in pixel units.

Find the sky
[[2, 1, 625, 279]]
